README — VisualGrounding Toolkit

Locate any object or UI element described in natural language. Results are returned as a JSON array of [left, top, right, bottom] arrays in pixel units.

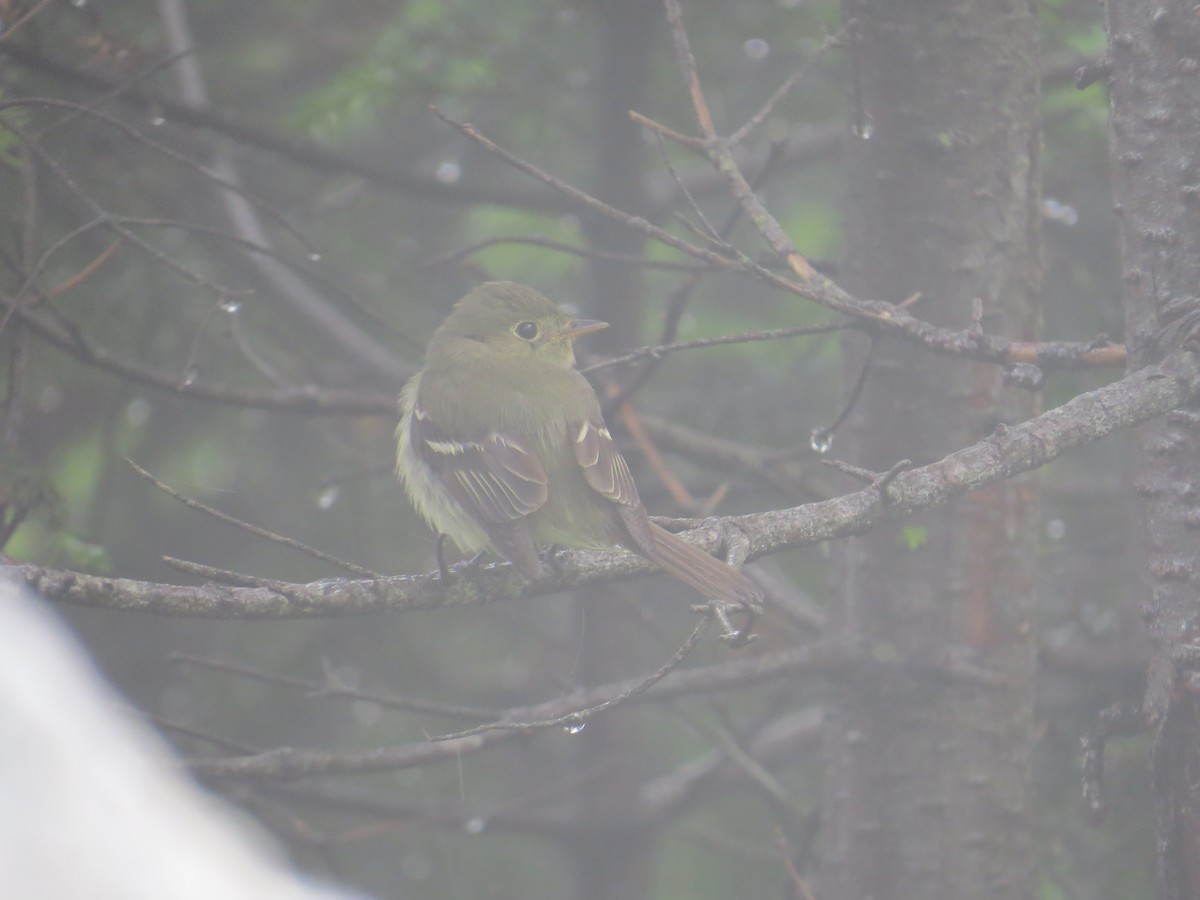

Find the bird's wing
[[412, 407, 549, 523], [410, 404, 547, 576], [571, 420, 640, 507], [571, 418, 658, 552]]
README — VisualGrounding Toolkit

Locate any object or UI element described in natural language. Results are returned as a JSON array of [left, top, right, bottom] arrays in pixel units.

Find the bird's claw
[[436, 534, 487, 585], [693, 598, 760, 647], [539, 543, 568, 578]]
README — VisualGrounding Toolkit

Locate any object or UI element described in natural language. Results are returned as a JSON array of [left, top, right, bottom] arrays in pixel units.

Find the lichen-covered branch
[[13, 352, 1198, 619]]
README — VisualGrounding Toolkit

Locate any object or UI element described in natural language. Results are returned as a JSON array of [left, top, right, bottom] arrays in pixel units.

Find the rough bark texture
[[823, 1, 1041, 897], [1105, 2, 1200, 897]]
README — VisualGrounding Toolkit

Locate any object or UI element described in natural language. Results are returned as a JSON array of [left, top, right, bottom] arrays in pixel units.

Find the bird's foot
[[693, 598, 760, 647], [435, 534, 487, 585], [539, 543, 568, 578]]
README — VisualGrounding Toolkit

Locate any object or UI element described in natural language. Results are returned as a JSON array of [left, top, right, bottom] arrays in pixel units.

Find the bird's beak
[[563, 318, 609, 340]]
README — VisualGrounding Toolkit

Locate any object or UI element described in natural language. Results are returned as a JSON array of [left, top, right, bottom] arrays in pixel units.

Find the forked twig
[[662, 0, 816, 282]]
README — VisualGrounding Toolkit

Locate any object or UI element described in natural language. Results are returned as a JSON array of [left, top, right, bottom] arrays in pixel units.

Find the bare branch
[[583, 321, 849, 374], [430, 106, 743, 272], [14, 351, 1200, 618], [432, 105, 1125, 370], [185, 636, 861, 781], [433, 614, 711, 741], [662, 0, 817, 282]]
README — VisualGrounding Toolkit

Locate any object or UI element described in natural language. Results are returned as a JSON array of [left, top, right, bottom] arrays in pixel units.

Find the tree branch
[[13, 352, 1198, 618], [186, 636, 860, 781]]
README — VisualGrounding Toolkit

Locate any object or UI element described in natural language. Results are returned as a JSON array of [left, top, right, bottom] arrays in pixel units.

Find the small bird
[[396, 281, 760, 605]]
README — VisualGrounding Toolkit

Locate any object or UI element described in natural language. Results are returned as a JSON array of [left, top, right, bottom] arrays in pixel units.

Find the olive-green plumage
[[396, 282, 760, 605]]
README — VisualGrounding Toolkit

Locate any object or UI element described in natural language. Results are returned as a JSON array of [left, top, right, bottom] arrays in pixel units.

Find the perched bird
[[396, 282, 760, 605]]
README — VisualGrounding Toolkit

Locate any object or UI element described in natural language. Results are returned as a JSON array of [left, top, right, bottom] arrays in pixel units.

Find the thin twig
[[0, 288, 399, 413], [662, 0, 816, 282], [433, 614, 712, 741], [44, 240, 122, 300], [424, 234, 713, 273], [432, 103, 1129, 369], [597, 138, 793, 413], [126, 458, 381, 578], [583, 320, 849, 374], [2, 98, 316, 256], [431, 106, 742, 271], [616, 398, 710, 510], [7, 212, 412, 350], [146, 714, 261, 755], [162, 556, 279, 587], [654, 131, 722, 244], [4, 118, 236, 299], [0, 43, 572, 214], [0, 0, 56, 43], [628, 110, 707, 152], [726, 26, 848, 148], [169, 652, 498, 720], [675, 711, 802, 815], [775, 826, 819, 900]]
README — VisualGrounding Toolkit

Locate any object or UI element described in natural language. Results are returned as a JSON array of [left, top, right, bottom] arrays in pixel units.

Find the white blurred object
[[0, 576, 365, 900]]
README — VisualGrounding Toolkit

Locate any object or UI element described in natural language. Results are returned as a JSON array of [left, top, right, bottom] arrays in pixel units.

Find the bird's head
[[429, 282, 608, 368]]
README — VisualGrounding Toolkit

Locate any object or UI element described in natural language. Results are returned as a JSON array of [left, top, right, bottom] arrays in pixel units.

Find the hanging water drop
[[744, 38, 770, 60], [853, 113, 874, 140], [1042, 197, 1078, 226], [562, 719, 586, 735], [125, 397, 151, 427], [463, 817, 487, 834], [810, 428, 833, 455]]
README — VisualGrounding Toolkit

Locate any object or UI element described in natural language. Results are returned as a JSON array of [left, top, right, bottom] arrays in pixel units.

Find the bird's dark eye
[[514, 321, 539, 340]]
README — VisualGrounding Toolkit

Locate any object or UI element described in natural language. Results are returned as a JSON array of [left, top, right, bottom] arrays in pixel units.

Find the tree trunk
[[585, 0, 658, 351], [1104, 2, 1200, 897], [569, 3, 660, 900], [822, 1, 1041, 896]]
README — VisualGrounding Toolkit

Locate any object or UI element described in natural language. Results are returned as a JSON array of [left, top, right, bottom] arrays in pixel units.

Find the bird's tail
[[642, 521, 761, 605]]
